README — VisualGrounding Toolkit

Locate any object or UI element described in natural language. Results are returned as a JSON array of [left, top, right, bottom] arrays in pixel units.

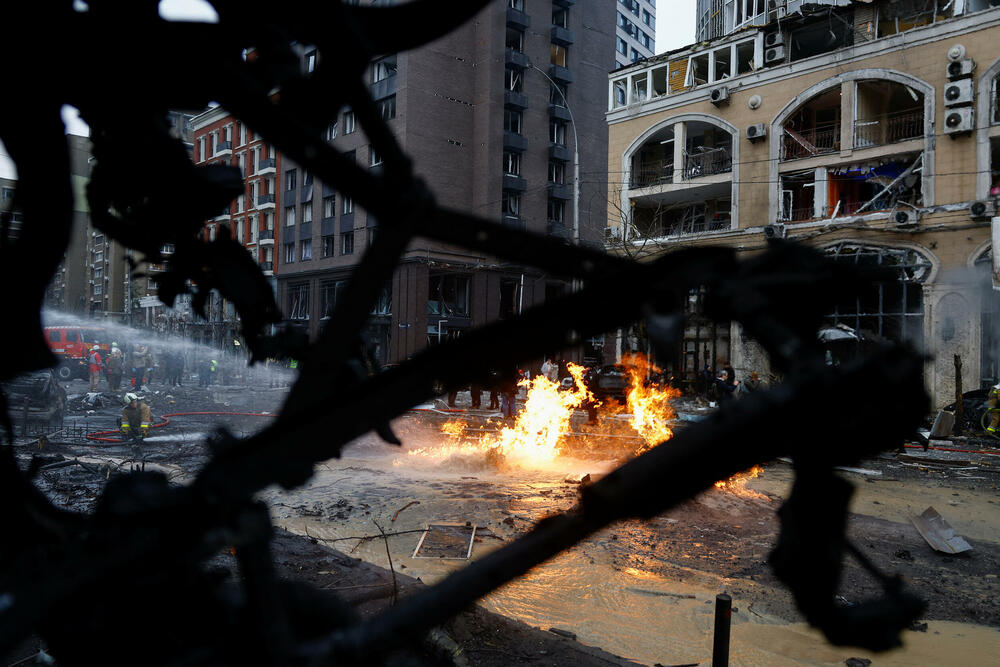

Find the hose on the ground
[[85, 411, 275, 443]]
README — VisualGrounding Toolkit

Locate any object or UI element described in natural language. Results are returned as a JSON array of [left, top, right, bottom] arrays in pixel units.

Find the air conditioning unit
[[946, 59, 975, 80], [893, 209, 920, 227], [710, 86, 729, 106], [943, 79, 974, 106], [763, 223, 786, 239], [970, 201, 996, 219], [944, 107, 974, 134], [746, 123, 767, 142], [765, 46, 786, 65], [764, 32, 784, 48]]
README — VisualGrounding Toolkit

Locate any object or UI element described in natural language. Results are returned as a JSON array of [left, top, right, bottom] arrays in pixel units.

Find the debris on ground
[[911, 506, 973, 554]]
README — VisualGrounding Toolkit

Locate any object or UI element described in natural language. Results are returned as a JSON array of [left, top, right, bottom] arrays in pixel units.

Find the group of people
[[85, 342, 163, 392], [445, 364, 524, 419]]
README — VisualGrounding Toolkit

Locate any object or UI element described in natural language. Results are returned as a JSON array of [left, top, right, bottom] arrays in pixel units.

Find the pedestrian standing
[[88, 346, 103, 392], [107, 345, 124, 391]]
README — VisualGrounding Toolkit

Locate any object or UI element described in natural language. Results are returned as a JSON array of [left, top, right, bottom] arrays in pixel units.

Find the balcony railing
[[660, 213, 731, 236], [258, 260, 273, 273], [257, 158, 276, 174], [259, 229, 274, 241], [682, 147, 732, 179], [780, 124, 840, 161], [257, 193, 276, 207], [853, 108, 923, 149], [630, 161, 674, 188]]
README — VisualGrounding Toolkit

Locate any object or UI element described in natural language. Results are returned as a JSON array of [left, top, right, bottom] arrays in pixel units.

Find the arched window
[[623, 115, 738, 239], [824, 243, 931, 347]]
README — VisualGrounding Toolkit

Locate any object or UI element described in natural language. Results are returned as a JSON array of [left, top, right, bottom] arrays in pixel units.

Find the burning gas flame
[[714, 465, 767, 498], [621, 353, 681, 452]]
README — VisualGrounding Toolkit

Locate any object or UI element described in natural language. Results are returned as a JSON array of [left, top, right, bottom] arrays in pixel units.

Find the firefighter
[[120, 392, 152, 440], [987, 383, 1000, 435]]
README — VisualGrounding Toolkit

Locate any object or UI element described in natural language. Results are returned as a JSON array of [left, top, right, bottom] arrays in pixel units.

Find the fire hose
[[85, 411, 275, 443]]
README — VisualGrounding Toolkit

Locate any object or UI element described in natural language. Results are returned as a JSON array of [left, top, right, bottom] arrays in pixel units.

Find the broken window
[[499, 279, 518, 320], [287, 283, 310, 321], [781, 88, 841, 161], [993, 73, 1000, 125], [503, 151, 521, 177], [550, 44, 568, 68], [736, 40, 754, 75], [780, 171, 817, 221], [631, 73, 647, 102], [320, 280, 347, 318], [371, 284, 391, 316], [683, 122, 733, 179], [428, 274, 471, 317], [630, 125, 673, 188], [825, 243, 929, 348], [712, 46, 730, 81], [828, 155, 922, 216], [504, 68, 522, 92], [854, 81, 923, 148], [613, 79, 627, 107], [685, 53, 709, 87], [877, 0, 955, 38], [789, 12, 855, 61], [975, 249, 1000, 387], [991, 139, 1000, 198], [372, 55, 396, 83], [506, 28, 523, 52], [633, 199, 730, 238]]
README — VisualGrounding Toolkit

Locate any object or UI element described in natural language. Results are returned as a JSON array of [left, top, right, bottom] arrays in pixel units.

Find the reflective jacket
[[121, 402, 153, 432]]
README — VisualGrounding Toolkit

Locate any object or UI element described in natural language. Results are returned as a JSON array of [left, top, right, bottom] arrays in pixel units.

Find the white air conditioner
[[893, 209, 920, 227], [710, 86, 729, 106], [746, 123, 767, 141], [970, 201, 996, 219], [944, 107, 974, 134], [765, 46, 786, 64], [943, 79, 974, 106], [946, 59, 975, 80], [764, 32, 784, 48], [763, 223, 786, 239]]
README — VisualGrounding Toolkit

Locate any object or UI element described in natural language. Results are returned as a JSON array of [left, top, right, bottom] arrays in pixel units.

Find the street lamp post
[[529, 64, 578, 245]]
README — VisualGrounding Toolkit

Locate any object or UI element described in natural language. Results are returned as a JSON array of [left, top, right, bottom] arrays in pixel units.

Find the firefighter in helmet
[[987, 383, 1000, 436], [121, 392, 152, 440]]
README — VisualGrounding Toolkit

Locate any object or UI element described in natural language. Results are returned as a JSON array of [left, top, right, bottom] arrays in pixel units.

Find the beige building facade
[[607, 1, 1000, 408]]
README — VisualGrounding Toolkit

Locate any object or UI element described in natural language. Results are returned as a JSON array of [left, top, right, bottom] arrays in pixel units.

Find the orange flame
[[620, 353, 682, 452], [714, 465, 767, 498]]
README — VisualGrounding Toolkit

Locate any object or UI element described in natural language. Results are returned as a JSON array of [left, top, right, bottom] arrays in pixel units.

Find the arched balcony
[[622, 115, 738, 239]]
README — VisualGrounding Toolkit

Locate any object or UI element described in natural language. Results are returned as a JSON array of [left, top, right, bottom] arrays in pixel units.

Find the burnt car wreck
[[0, 2, 932, 665]]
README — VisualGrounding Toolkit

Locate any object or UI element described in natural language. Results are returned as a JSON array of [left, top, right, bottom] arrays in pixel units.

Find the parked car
[[2, 370, 67, 426], [585, 364, 628, 402], [43, 326, 110, 380]]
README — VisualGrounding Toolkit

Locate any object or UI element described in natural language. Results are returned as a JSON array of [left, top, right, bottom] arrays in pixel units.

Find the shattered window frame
[[824, 243, 930, 346]]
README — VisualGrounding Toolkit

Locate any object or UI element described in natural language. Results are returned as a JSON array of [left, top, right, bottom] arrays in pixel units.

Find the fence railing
[[780, 124, 840, 161], [853, 108, 923, 148], [683, 147, 732, 179], [630, 160, 674, 188]]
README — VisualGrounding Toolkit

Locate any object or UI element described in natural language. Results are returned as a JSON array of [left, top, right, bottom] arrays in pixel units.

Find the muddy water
[[264, 416, 999, 666]]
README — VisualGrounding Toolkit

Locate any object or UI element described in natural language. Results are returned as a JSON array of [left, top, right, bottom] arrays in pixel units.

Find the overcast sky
[[657, 1, 697, 55]]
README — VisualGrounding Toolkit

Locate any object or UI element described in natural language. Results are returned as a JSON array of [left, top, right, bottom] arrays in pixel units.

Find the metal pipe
[[712, 593, 732, 666]]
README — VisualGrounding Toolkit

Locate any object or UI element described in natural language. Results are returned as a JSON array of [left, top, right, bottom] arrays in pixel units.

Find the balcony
[[550, 25, 574, 47], [213, 141, 232, 158], [547, 183, 571, 200], [257, 158, 276, 175], [258, 260, 273, 275], [505, 48, 529, 69], [682, 147, 732, 180], [630, 161, 674, 189], [549, 143, 571, 162], [257, 193, 276, 210], [503, 174, 527, 192], [258, 229, 274, 245], [853, 108, 923, 149], [501, 215, 525, 231], [370, 75, 396, 102], [547, 220, 571, 239], [299, 221, 312, 240], [548, 65, 573, 84], [506, 7, 530, 30], [780, 124, 840, 161], [504, 131, 527, 152], [504, 90, 528, 110], [321, 217, 336, 237], [549, 103, 572, 122]]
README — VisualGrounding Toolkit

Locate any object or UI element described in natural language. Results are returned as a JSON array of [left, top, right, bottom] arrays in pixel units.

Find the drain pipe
[[712, 593, 732, 666]]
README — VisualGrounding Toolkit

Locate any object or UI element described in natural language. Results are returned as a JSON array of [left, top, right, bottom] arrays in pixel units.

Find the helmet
[[92, 346, 100, 351], [124, 393, 138, 404], [112, 341, 118, 348]]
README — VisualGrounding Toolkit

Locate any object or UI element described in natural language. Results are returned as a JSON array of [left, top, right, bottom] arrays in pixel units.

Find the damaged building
[[607, 0, 1000, 408]]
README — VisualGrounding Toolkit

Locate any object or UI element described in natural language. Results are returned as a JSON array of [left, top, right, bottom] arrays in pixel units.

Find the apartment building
[[616, 0, 657, 69], [275, 0, 616, 365], [607, 0, 1000, 407]]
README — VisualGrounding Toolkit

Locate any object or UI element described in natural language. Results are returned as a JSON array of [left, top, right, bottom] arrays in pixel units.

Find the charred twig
[[372, 519, 398, 607], [391, 501, 419, 522]]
